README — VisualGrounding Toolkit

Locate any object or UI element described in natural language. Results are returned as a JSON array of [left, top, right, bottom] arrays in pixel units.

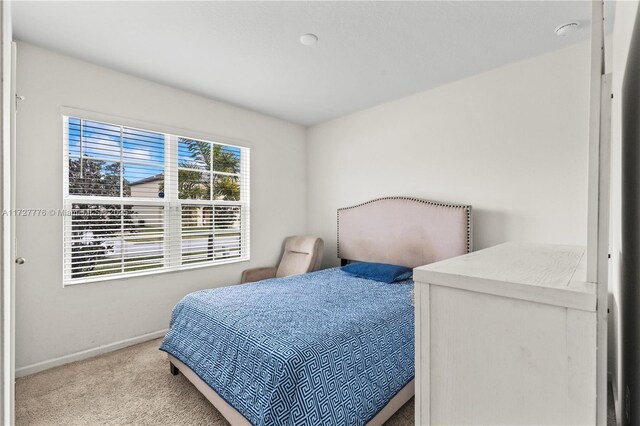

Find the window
[[63, 116, 250, 285]]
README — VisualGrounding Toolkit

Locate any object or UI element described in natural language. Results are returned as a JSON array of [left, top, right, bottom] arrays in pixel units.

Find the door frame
[[586, 1, 611, 425], [1, 0, 14, 424]]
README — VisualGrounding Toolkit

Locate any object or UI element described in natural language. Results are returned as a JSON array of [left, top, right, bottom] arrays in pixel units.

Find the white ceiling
[[13, 1, 594, 126]]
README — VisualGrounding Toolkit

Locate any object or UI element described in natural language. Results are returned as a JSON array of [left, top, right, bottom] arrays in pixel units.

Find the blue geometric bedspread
[[160, 267, 414, 425]]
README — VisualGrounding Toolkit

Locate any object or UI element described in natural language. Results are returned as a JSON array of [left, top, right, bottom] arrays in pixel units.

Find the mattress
[[160, 267, 414, 425]]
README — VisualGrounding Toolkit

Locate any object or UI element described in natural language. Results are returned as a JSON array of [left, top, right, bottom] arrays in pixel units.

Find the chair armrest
[[241, 266, 277, 284]]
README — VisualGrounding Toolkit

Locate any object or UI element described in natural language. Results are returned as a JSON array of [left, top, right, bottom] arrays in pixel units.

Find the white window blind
[[63, 116, 250, 285]]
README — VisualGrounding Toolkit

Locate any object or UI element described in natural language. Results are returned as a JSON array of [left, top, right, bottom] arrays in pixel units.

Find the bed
[[160, 196, 472, 425]]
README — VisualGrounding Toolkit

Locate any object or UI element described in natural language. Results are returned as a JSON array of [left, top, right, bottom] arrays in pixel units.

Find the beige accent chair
[[241, 236, 324, 284]]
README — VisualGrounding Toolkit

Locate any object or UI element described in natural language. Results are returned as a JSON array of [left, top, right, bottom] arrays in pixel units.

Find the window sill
[[62, 256, 250, 287]]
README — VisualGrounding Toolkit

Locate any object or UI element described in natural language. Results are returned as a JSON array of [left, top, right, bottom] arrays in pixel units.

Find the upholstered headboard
[[337, 197, 471, 268]]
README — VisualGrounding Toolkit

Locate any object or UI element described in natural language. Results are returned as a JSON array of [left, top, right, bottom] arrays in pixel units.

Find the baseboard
[[15, 329, 168, 378]]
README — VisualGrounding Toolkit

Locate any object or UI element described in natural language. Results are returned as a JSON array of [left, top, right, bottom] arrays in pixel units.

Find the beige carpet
[[16, 338, 414, 425]]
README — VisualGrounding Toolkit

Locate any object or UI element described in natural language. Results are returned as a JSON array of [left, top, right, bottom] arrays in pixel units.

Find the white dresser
[[413, 242, 597, 425]]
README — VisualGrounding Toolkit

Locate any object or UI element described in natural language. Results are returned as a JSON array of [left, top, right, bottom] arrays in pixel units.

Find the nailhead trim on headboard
[[336, 196, 472, 260]]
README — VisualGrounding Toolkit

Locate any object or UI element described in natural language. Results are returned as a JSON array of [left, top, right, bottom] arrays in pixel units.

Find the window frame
[[61, 111, 250, 286]]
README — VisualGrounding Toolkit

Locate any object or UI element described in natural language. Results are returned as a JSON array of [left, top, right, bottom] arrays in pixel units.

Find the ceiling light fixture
[[300, 33, 318, 46], [555, 22, 579, 37]]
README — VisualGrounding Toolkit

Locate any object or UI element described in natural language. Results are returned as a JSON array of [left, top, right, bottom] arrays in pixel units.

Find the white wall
[[608, 1, 639, 422], [15, 38, 594, 375], [307, 42, 591, 267], [14, 42, 307, 374]]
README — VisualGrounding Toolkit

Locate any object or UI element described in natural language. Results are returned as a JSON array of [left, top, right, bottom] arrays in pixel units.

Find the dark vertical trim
[[620, 6, 640, 425]]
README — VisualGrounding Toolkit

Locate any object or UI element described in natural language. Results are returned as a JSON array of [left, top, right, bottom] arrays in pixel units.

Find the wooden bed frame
[[168, 196, 472, 425]]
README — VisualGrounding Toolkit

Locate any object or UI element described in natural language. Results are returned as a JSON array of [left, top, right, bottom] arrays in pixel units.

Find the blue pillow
[[341, 262, 412, 283]]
